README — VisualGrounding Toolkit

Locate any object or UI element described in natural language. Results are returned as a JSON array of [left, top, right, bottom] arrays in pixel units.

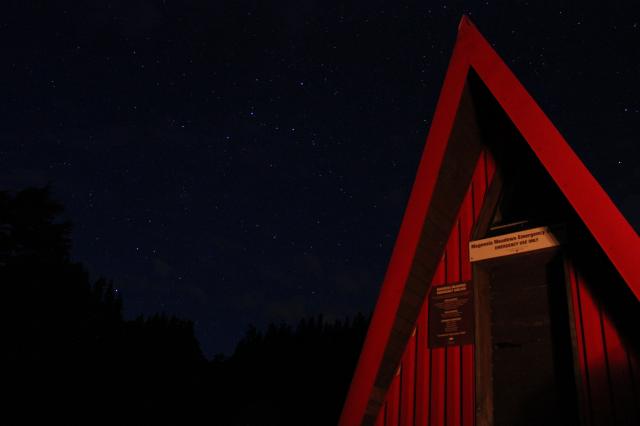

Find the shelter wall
[[567, 259, 640, 425], [374, 149, 495, 426], [372, 151, 640, 426]]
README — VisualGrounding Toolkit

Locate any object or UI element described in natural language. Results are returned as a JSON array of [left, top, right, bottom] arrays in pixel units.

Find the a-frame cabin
[[339, 16, 639, 426]]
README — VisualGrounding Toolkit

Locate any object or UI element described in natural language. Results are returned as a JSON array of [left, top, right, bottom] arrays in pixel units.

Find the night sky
[[2, 2, 638, 357]]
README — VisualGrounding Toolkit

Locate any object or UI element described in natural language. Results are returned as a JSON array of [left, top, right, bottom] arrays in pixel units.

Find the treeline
[[2, 188, 368, 425], [211, 313, 369, 425]]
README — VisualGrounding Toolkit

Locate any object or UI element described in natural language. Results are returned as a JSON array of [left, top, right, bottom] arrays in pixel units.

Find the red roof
[[339, 16, 639, 426]]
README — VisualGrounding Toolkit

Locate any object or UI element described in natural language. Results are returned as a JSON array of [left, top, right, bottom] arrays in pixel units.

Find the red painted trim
[[377, 157, 489, 425], [459, 18, 640, 294], [338, 22, 471, 425], [339, 16, 639, 425]]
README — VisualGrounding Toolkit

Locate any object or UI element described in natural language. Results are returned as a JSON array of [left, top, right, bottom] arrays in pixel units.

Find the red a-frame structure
[[340, 16, 639, 426]]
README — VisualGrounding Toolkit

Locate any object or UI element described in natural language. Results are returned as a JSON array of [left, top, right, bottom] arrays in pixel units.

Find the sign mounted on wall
[[428, 281, 474, 348], [469, 225, 562, 262]]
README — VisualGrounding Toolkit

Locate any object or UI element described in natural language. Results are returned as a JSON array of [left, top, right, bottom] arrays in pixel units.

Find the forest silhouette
[[3, 187, 369, 425]]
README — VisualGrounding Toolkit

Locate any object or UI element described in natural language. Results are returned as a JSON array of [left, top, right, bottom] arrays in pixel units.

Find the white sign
[[469, 226, 561, 262]]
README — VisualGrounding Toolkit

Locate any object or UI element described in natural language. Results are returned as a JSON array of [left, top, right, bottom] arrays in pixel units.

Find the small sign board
[[428, 282, 474, 348], [469, 226, 562, 262]]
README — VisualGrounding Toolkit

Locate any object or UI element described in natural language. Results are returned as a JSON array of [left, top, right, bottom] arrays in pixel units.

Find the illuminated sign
[[469, 226, 562, 262], [428, 282, 474, 347]]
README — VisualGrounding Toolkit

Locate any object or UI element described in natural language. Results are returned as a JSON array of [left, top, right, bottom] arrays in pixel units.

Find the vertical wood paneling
[[460, 187, 475, 426], [375, 404, 385, 426], [567, 264, 592, 426], [472, 151, 487, 220], [376, 142, 638, 426], [602, 314, 637, 425], [578, 276, 613, 426], [386, 371, 401, 426], [400, 331, 416, 426], [430, 257, 447, 426], [378, 150, 496, 426], [567, 261, 640, 426], [415, 308, 430, 426], [445, 222, 461, 426]]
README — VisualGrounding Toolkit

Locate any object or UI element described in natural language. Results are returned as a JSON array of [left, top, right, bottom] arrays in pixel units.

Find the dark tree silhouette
[[212, 313, 370, 425], [2, 188, 204, 423], [2, 187, 369, 425]]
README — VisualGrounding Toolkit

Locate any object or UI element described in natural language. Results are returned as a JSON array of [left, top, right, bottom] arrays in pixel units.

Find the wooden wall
[[567, 261, 640, 426], [372, 148, 640, 426], [373, 149, 495, 426]]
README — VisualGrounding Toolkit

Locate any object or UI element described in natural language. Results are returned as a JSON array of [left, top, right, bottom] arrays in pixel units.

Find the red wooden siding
[[373, 147, 639, 426], [342, 18, 640, 425], [375, 150, 495, 425], [567, 262, 640, 426], [414, 301, 430, 425], [387, 370, 400, 426], [400, 330, 416, 426]]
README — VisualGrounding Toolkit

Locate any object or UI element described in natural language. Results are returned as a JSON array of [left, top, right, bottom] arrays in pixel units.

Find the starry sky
[[1, 1, 638, 357]]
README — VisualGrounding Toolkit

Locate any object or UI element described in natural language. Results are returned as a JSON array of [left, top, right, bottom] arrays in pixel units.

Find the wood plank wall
[[374, 148, 639, 426], [567, 262, 640, 426], [374, 150, 495, 426]]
